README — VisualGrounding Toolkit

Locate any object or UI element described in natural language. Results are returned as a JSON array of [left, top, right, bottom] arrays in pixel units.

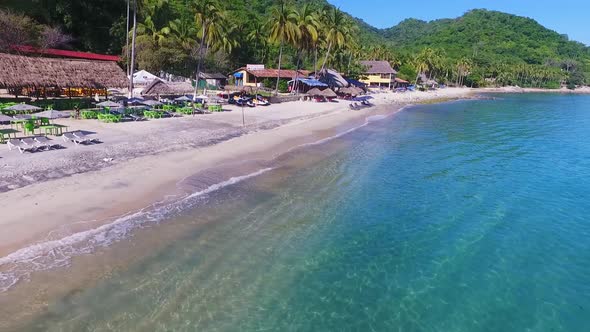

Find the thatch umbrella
[[5, 103, 42, 113], [96, 101, 123, 108], [320, 88, 337, 98], [307, 88, 323, 96]]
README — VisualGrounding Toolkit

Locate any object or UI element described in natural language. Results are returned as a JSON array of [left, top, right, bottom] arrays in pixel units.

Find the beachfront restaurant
[[230, 65, 309, 88], [0, 52, 128, 98], [359, 60, 397, 89]]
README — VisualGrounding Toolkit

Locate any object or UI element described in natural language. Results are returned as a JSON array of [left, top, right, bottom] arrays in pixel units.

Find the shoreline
[[3, 86, 588, 260]]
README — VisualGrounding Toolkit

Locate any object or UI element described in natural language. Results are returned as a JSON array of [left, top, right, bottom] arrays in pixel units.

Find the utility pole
[[128, 0, 137, 98], [125, 0, 130, 77]]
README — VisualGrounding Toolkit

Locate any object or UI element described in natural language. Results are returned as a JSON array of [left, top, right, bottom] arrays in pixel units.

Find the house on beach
[[231, 65, 309, 88], [359, 60, 397, 89]]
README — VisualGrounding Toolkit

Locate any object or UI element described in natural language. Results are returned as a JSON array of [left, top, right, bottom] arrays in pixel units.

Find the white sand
[[0, 88, 474, 256]]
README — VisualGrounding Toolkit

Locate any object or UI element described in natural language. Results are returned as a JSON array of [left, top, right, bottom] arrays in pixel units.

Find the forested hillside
[[1, 1, 589, 88]]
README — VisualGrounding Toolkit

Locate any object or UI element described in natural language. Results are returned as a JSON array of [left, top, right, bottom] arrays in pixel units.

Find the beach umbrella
[[307, 88, 323, 96], [320, 88, 337, 98], [195, 95, 209, 100], [126, 97, 145, 105], [141, 100, 162, 106], [175, 96, 191, 102], [5, 103, 42, 112], [13, 114, 32, 120], [35, 110, 69, 119], [0, 114, 13, 122], [96, 101, 122, 108]]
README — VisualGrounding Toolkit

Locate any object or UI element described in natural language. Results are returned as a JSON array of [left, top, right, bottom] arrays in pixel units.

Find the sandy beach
[[0, 87, 472, 261]]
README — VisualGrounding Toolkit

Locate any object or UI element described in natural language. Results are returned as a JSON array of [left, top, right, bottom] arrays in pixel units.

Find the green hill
[[381, 9, 590, 67]]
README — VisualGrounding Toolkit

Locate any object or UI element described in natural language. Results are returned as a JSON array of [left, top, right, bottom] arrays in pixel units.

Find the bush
[[567, 82, 576, 90], [81, 110, 97, 119]]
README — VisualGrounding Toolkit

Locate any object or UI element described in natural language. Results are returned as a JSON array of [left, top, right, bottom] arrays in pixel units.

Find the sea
[[1, 93, 590, 331]]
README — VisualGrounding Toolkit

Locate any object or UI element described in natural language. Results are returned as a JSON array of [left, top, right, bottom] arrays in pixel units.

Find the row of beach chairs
[[7, 131, 100, 153]]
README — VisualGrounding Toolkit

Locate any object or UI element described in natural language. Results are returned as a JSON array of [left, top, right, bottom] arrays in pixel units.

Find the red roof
[[235, 67, 310, 79], [395, 78, 410, 83], [11, 45, 120, 62]]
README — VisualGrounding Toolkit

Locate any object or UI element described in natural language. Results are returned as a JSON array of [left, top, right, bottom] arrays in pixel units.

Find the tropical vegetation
[[1, 1, 589, 89]]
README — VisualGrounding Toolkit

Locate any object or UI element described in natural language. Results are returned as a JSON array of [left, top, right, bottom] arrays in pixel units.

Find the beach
[[0, 88, 473, 259]]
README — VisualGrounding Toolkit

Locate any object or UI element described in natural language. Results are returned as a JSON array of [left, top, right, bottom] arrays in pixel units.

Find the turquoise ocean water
[[5, 93, 590, 331]]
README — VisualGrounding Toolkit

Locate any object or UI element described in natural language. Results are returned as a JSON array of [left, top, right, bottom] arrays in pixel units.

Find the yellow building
[[359, 61, 397, 89]]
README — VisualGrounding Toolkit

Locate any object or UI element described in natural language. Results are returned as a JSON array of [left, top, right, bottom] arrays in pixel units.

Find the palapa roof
[[141, 79, 194, 96], [360, 61, 397, 75], [319, 88, 337, 98], [0, 53, 127, 89], [199, 72, 226, 80]]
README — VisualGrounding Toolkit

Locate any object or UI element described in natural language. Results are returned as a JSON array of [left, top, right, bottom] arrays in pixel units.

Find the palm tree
[[319, 7, 350, 71], [267, 0, 298, 93], [169, 17, 197, 51], [247, 19, 268, 63], [456, 57, 472, 87], [137, 15, 170, 44], [291, 4, 319, 92], [193, 0, 229, 96]]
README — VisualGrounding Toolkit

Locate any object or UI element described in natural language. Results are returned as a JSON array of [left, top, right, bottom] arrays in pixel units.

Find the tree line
[[1, 2, 589, 89]]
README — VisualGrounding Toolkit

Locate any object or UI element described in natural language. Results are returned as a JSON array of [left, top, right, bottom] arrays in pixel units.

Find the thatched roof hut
[[0, 53, 127, 89], [307, 88, 323, 96], [141, 79, 194, 96], [319, 88, 337, 98]]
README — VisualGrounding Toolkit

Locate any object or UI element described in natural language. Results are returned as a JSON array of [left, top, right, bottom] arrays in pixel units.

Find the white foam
[[0, 167, 273, 292]]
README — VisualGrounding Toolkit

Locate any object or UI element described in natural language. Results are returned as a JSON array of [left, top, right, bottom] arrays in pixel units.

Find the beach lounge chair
[[21, 137, 44, 151], [128, 113, 146, 121], [7, 138, 36, 153], [62, 132, 88, 145], [73, 131, 100, 144], [34, 136, 60, 150]]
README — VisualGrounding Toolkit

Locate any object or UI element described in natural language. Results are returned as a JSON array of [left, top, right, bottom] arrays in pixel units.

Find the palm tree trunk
[[275, 39, 284, 94], [194, 25, 207, 98], [320, 41, 333, 71], [129, 0, 137, 98], [314, 47, 318, 74]]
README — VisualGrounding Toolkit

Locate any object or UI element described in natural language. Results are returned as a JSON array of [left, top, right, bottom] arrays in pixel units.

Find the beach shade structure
[[0, 114, 14, 122], [35, 110, 70, 119], [306, 88, 323, 96], [195, 95, 209, 100], [141, 100, 162, 106], [316, 68, 349, 88], [175, 96, 192, 102], [338, 87, 358, 96], [96, 101, 123, 108], [13, 114, 33, 120], [126, 97, 145, 105], [5, 103, 42, 113], [319, 88, 337, 98]]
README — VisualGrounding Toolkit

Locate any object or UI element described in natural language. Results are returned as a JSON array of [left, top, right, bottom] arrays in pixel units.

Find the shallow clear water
[[10, 94, 590, 331]]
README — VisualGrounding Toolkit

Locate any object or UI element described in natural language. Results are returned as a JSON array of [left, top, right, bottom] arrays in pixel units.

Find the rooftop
[[0, 53, 127, 89], [11, 45, 121, 62], [360, 61, 397, 75]]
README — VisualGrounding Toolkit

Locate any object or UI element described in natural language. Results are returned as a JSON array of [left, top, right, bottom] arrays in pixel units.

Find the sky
[[327, 0, 590, 46]]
